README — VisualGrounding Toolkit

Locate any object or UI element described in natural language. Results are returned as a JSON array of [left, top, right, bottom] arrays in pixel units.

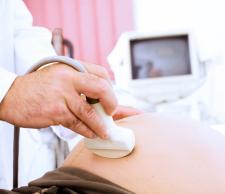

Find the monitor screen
[[130, 35, 191, 79]]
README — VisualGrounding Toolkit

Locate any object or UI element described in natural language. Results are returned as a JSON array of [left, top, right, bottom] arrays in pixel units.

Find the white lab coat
[[0, 0, 76, 189]]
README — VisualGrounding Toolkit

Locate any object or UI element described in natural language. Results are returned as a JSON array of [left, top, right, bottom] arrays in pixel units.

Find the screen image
[[130, 35, 191, 79]]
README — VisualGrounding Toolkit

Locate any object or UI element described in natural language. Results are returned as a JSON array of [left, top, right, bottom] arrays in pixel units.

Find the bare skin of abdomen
[[63, 113, 225, 194]]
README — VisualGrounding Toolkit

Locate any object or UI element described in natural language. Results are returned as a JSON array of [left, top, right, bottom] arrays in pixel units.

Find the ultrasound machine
[[108, 30, 205, 105]]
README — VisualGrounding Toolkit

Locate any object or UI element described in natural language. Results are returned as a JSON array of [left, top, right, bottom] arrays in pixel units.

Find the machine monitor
[[109, 30, 203, 103], [130, 35, 191, 80]]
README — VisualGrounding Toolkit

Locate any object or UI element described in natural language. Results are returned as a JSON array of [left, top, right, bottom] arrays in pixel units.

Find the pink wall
[[24, 0, 133, 74]]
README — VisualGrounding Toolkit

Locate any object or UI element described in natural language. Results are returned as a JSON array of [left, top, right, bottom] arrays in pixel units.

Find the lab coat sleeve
[[12, 0, 77, 140], [13, 0, 56, 75], [0, 68, 17, 102]]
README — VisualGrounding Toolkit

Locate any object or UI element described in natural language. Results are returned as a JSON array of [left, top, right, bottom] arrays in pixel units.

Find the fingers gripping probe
[[29, 56, 135, 158]]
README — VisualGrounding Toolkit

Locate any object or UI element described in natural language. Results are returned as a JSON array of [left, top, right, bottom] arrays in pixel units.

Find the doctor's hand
[[0, 63, 117, 139]]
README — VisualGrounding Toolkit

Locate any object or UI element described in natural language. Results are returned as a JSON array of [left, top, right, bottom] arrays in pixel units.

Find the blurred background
[[24, 0, 133, 74], [23, 0, 225, 129]]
